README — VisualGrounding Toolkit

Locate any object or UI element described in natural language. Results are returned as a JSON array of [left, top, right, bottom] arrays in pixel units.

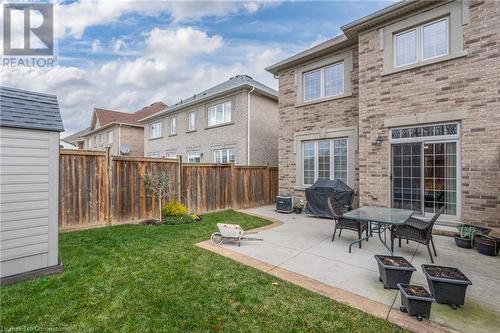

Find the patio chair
[[328, 196, 369, 248], [390, 206, 445, 263]]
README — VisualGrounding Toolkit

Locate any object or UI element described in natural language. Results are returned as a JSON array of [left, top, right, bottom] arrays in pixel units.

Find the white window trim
[[107, 130, 113, 144], [188, 112, 196, 131], [149, 121, 162, 139], [207, 101, 232, 127], [394, 17, 449, 68], [188, 151, 201, 163], [303, 62, 344, 103], [213, 148, 235, 164], [302, 138, 349, 187], [170, 117, 177, 135]]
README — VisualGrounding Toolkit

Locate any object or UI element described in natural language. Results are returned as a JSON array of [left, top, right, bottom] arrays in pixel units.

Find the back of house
[[267, 0, 499, 229]]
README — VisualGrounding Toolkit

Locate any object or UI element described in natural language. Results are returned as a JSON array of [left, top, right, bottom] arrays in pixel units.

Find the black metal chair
[[328, 196, 369, 248], [390, 206, 445, 263]]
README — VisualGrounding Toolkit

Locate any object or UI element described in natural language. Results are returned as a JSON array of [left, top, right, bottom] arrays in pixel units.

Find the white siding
[[0, 127, 59, 278]]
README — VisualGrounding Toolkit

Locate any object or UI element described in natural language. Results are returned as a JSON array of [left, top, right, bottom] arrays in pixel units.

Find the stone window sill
[[381, 51, 467, 76], [205, 122, 235, 130], [296, 92, 353, 108], [148, 136, 163, 141], [186, 129, 197, 133], [168, 134, 177, 137]]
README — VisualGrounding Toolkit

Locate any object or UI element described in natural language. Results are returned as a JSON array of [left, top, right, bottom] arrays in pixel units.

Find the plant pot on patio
[[454, 235, 473, 249], [374, 255, 416, 289], [397, 283, 435, 321], [461, 224, 492, 235], [473, 235, 500, 256], [422, 264, 472, 309]]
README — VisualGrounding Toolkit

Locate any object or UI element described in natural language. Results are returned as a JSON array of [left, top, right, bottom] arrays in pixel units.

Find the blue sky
[[2, 1, 393, 134]]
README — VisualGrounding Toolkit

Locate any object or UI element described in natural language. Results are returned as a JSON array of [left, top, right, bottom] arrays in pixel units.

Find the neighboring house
[[140, 75, 279, 165], [267, 0, 499, 228], [76, 102, 166, 156], [0, 87, 64, 284], [61, 127, 89, 149]]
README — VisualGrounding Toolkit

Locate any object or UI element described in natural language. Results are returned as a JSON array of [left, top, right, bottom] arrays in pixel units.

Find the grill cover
[[304, 179, 354, 218]]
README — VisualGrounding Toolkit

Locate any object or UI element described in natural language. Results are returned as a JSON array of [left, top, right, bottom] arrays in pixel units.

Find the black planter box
[[422, 264, 472, 309], [374, 255, 416, 289], [454, 235, 473, 249], [474, 235, 500, 256], [397, 283, 434, 321]]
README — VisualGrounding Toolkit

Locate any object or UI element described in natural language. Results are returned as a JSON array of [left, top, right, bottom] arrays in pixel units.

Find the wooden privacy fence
[[59, 149, 278, 230]]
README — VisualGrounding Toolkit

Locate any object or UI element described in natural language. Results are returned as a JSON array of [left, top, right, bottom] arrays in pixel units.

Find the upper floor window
[[87, 139, 92, 149], [188, 112, 196, 131], [214, 148, 234, 164], [208, 101, 231, 127], [93, 136, 97, 148], [107, 130, 113, 144], [303, 62, 344, 102], [170, 117, 177, 135], [99, 133, 104, 146], [149, 121, 162, 139], [394, 17, 448, 68]]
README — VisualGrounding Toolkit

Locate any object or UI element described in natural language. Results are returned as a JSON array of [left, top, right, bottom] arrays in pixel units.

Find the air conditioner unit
[[276, 194, 294, 213]]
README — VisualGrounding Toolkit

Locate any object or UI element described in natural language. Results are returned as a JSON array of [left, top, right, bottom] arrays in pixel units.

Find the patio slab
[[200, 205, 500, 333]]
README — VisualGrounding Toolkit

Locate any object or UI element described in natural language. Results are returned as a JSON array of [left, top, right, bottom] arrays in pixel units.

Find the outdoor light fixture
[[374, 132, 382, 145]]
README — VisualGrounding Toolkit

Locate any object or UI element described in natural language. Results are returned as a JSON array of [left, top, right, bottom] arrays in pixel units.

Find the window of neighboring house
[[188, 151, 201, 163], [394, 17, 449, 68], [147, 152, 160, 157], [302, 138, 348, 186], [188, 112, 196, 131], [149, 121, 162, 139], [303, 62, 344, 102], [207, 101, 231, 127], [93, 136, 97, 148], [107, 130, 113, 144], [99, 133, 104, 147], [87, 139, 92, 149], [170, 117, 177, 135], [165, 152, 177, 158], [214, 148, 235, 164]]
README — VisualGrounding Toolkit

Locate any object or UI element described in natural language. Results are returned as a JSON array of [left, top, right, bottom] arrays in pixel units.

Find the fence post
[[231, 160, 237, 208], [105, 146, 112, 226], [177, 155, 183, 203], [265, 163, 270, 204]]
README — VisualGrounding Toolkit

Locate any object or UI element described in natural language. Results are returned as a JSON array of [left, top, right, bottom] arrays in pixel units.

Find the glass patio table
[[343, 207, 414, 254]]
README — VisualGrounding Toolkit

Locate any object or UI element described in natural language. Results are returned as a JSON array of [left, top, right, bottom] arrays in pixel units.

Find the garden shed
[[0, 86, 64, 284]]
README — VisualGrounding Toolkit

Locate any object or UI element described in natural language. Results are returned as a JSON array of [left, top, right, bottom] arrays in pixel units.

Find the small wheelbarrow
[[211, 223, 263, 246]]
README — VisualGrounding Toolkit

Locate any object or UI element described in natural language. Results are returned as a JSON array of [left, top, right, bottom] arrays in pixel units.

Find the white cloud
[[1, 25, 284, 135], [91, 39, 101, 52], [111, 38, 126, 53]]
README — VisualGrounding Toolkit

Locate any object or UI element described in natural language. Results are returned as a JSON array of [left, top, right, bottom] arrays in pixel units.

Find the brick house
[[68, 102, 166, 156], [267, 0, 499, 229], [140, 75, 279, 165]]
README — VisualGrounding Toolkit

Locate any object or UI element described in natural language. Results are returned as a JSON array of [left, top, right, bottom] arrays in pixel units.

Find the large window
[[303, 62, 344, 102], [188, 151, 201, 163], [394, 17, 449, 67], [302, 138, 348, 185], [391, 122, 459, 217], [170, 117, 176, 135], [214, 148, 235, 164], [188, 111, 196, 131], [107, 130, 113, 144], [149, 121, 162, 139], [208, 102, 231, 127]]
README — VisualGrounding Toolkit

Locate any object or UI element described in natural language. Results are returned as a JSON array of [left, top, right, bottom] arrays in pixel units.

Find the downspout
[[118, 124, 122, 156], [247, 86, 255, 165]]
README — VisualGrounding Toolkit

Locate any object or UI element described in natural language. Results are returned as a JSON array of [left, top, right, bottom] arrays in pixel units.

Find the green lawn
[[1, 211, 405, 332]]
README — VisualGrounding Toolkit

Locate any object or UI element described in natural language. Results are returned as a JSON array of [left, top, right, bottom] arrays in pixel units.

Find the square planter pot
[[374, 255, 416, 289], [397, 283, 435, 321], [422, 264, 472, 309], [474, 235, 500, 256]]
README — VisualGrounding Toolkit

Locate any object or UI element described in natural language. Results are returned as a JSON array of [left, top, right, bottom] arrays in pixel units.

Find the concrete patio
[[199, 205, 500, 333]]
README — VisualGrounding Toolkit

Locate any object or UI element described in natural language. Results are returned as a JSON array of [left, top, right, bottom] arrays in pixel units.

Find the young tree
[[144, 171, 171, 222]]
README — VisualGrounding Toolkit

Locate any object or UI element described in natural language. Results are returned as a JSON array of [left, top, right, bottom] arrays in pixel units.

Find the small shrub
[[163, 214, 201, 225], [162, 200, 188, 218]]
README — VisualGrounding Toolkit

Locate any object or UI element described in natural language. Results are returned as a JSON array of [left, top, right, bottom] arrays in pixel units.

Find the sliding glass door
[[390, 123, 459, 218]]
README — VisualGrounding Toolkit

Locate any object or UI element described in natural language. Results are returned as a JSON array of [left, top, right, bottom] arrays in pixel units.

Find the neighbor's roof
[[140, 75, 277, 122], [0, 86, 64, 132], [62, 127, 90, 143], [266, 0, 433, 75]]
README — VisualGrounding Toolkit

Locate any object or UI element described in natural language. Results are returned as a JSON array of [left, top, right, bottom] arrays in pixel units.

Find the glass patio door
[[390, 123, 459, 218]]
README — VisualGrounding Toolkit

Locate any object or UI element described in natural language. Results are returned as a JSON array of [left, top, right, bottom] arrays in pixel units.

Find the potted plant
[[397, 283, 435, 321], [421, 265, 472, 310], [293, 200, 303, 214], [454, 225, 476, 249], [461, 224, 491, 235], [473, 234, 500, 256], [374, 255, 416, 289]]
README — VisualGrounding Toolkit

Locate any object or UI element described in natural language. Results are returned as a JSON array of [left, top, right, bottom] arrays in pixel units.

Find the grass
[[1, 211, 406, 332]]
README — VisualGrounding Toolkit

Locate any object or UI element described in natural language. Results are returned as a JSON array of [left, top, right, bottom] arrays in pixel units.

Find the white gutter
[[247, 86, 255, 165]]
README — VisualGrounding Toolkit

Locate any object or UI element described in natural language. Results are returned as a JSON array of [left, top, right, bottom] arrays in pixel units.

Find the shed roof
[[0, 86, 64, 132]]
